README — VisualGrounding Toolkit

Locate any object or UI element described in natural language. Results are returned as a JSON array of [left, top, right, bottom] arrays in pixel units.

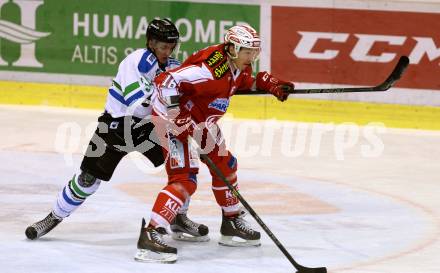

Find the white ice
[[0, 105, 439, 273]]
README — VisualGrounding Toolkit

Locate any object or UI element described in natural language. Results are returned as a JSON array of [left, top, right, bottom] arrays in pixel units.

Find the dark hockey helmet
[[146, 18, 179, 44]]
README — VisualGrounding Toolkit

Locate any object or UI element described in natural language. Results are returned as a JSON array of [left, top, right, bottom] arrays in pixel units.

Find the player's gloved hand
[[256, 71, 294, 102], [167, 107, 195, 141]]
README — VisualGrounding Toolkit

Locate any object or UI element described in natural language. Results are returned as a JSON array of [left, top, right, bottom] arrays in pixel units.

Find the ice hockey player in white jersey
[[25, 19, 209, 245]]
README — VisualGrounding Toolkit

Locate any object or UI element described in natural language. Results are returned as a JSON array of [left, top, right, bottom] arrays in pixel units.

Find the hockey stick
[[199, 153, 327, 273], [235, 55, 409, 95]]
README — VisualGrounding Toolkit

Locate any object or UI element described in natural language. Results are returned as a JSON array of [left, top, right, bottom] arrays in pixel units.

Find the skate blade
[[218, 235, 261, 247], [134, 249, 177, 263], [172, 232, 210, 242]]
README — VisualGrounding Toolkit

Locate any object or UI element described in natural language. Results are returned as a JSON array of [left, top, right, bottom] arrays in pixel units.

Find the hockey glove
[[166, 107, 195, 142], [256, 71, 294, 102]]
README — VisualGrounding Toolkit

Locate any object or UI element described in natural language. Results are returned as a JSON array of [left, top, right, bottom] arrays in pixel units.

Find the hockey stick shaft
[[199, 153, 327, 273], [235, 55, 409, 95]]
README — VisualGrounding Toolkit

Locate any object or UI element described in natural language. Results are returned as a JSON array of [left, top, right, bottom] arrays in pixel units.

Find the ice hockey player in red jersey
[[134, 24, 294, 263]]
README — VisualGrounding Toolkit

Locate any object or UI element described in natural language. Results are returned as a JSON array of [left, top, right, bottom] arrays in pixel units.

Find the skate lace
[[234, 216, 255, 234], [34, 214, 58, 232], [181, 215, 199, 232], [150, 229, 170, 247]]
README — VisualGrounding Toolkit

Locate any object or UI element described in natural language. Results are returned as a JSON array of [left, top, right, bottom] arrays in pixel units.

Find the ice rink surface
[[0, 105, 439, 273]]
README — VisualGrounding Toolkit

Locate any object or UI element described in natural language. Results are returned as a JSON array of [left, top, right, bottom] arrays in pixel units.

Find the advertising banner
[[271, 6, 440, 90], [0, 0, 259, 76]]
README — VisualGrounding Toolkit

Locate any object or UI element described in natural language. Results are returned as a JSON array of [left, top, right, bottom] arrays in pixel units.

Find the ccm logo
[[294, 31, 440, 64]]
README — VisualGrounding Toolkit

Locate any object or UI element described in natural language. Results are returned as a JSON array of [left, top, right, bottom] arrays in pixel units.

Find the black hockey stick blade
[[198, 152, 327, 273], [235, 55, 409, 95], [374, 55, 409, 91], [295, 264, 327, 273]]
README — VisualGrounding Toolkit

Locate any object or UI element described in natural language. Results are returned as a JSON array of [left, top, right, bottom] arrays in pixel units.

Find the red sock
[[150, 185, 185, 228], [212, 179, 240, 214]]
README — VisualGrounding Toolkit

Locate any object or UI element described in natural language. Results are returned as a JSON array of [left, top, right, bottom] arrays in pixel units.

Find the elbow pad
[[157, 74, 180, 109]]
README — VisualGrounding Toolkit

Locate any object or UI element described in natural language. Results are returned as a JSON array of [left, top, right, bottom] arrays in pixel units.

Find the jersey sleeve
[[153, 62, 213, 118], [112, 50, 156, 106], [168, 63, 214, 96]]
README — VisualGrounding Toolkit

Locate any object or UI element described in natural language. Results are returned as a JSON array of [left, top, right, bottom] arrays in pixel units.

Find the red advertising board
[[271, 6, 440, 90]]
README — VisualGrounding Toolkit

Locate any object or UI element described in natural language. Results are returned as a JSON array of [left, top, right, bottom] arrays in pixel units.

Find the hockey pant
[[53, 114, 165, 218], [150, 125, 239, 228]]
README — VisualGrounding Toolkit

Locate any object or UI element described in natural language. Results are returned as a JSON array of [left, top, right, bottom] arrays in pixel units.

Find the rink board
[[0, 80, 439, 130]]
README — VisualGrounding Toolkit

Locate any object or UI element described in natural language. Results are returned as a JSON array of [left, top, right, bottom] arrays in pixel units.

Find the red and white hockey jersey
[[151, 43, 255, 127]]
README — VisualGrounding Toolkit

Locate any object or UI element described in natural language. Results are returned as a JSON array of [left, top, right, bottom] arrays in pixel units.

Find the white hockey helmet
[[224, 25, 261, 59]]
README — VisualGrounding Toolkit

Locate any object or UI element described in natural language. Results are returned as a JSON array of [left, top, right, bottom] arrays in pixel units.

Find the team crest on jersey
[[208, 98, 229, 112], [205, 50, 224, 67], [213, 60, 229, 79]]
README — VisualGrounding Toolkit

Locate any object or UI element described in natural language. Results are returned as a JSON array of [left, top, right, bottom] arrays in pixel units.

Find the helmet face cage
[[146, 18, 180, 57], [224, 25, 261, 61]]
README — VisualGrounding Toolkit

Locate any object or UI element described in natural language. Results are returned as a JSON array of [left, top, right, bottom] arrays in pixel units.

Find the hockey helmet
[[224, 25, 261, 59], [146, 18, 179, 44]]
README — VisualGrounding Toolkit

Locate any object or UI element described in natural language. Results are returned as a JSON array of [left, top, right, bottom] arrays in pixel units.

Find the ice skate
[[219, 212, 261, 247], [171, 213, 209, 242], [25, 211, 62, 240], [134, 218, 177, 263]]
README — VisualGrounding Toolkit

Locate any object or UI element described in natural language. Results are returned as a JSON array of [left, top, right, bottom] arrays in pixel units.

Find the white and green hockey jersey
[[105, 48, 180, 118]]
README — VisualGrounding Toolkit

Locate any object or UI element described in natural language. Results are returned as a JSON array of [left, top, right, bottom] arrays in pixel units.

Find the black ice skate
[[170, 213, 210, 242], [25, 211, 63, 240], [134, 218, 177, 263], [219, 212, 261, 247]]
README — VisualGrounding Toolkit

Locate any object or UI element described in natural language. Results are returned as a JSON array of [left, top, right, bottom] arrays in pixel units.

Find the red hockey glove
[[167, 107, 195, 142], [256, 71, 294, 102]]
